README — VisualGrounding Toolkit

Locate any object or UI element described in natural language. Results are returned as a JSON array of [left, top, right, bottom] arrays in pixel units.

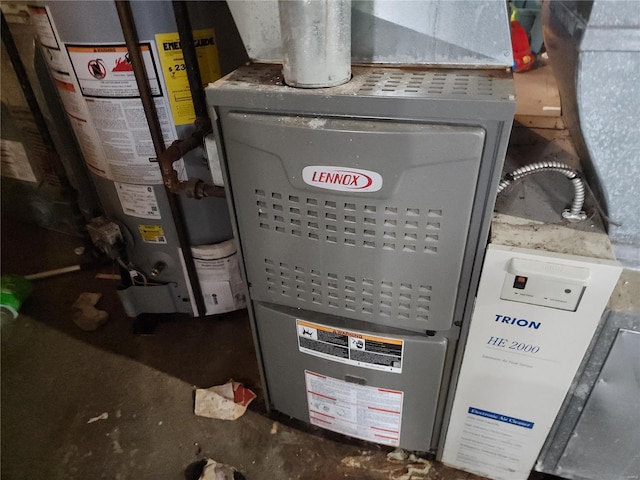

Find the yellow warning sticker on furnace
[[138, 225, 167, 244], [296, 320, 403, 373], [155, 29, 220, 125]]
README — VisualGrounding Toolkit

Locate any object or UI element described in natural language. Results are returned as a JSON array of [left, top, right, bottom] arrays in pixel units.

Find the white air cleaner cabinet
[[442, 244, 622, 479]]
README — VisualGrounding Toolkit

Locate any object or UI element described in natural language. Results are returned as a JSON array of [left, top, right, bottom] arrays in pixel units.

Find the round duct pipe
[[279, 0, 351, 88]]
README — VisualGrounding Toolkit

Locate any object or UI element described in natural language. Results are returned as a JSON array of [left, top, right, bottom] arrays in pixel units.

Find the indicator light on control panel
[[513, 275, 528, 290]]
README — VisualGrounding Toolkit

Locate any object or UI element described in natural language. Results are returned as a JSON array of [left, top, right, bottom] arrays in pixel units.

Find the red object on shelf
[[511, 19, 534, 72]]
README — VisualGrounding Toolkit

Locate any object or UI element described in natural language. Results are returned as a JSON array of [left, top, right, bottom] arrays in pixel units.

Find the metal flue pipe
[[278, 0, 351, 88]]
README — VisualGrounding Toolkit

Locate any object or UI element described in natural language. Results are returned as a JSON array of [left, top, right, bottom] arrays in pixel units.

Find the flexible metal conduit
[[115, 0, 206, 316], [497, 161, 587, 222]]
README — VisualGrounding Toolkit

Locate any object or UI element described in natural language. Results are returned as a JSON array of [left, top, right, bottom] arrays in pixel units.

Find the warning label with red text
[[305, 371, 404, 446], [296, 320, 403, 373]]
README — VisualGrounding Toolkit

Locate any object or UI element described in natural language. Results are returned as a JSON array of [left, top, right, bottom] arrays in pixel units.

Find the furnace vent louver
[[255, 189, 442, 254], [229, 64, 284, 85], [357, 71, 498, 97], [264, 258, 432, 324], [225, 66, 508, 101]]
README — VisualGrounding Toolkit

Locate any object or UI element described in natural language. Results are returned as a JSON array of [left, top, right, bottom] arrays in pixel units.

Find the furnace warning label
[[296, 320, 403, 373], [305, 371, 403, 446]]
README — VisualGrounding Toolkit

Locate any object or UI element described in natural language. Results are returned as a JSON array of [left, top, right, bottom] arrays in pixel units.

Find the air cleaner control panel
[[500, 257, 590, 311]]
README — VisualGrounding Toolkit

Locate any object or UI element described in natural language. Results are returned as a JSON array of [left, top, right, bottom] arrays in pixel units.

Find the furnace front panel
[[224, 114, 484, 333]]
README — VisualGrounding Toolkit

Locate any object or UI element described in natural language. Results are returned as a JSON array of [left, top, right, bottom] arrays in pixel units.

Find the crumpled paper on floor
[[194, 380, 256, 420], [71, 292, 108, 331]]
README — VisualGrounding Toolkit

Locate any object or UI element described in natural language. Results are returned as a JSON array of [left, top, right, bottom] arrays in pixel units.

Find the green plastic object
[[1, 275, 32, 319]]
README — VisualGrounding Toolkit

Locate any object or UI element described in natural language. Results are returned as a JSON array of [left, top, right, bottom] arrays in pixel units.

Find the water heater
[[26, 1, 245, 317]]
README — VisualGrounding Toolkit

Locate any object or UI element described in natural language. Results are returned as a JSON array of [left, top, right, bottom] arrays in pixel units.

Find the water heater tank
[[31, 0, 246, 316]]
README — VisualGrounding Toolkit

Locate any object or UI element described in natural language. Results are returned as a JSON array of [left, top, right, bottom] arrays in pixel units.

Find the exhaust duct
[[279, 0, 351, 88]]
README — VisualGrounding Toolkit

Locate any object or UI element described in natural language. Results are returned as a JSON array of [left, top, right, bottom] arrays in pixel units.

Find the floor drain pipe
[[279, 0, 351, 88]]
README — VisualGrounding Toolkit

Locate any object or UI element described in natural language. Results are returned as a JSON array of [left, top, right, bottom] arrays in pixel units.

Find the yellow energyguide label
[[155, 29, 220, 125]]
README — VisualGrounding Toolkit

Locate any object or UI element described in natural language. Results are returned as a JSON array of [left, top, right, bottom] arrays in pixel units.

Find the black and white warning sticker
[[296, 320, 403, 373]]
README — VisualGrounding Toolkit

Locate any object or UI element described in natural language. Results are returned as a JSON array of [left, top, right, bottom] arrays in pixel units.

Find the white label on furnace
[[302, 166, 383, 192], [297, 320, 403, 373], [305, 371, 403, 447], [115, 182, 161, 219]]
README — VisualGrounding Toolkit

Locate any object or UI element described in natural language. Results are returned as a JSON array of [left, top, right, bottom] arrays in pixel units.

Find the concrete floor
[[0, 124, 589, 480], [1, 217, 505, 480]]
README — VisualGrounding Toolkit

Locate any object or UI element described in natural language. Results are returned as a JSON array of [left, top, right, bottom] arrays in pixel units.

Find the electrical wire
[[582, 179, 622, 227], [117, 258, 148, 286]]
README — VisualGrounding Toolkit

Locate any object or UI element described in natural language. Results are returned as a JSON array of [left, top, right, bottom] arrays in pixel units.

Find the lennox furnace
[[207, 1, 515, 453]]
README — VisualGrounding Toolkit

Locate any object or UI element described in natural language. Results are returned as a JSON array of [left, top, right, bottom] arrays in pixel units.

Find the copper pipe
[[158, 117, 225, 199]]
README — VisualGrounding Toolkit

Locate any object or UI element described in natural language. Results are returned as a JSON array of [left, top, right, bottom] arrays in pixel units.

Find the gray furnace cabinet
[[207, 64, 514, 452]]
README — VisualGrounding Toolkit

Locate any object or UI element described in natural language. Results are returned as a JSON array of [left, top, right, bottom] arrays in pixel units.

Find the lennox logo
[[302, 166, 383, 193]]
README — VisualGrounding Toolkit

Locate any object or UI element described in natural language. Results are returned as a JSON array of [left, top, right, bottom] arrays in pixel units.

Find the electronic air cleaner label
[[305, 370, 403, 446], [296, 320, 403, 373]]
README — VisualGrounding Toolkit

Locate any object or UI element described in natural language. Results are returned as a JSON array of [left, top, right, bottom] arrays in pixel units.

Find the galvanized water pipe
[[172, 1, 209, 119]]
